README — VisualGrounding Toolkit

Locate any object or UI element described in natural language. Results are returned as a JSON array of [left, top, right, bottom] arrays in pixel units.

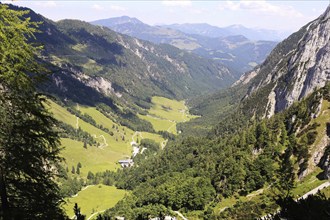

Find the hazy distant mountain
[[91, 16, 200, 50], [163, 23, 290, 41], [191, 34, 277, 73], [92, 17, 277, 74], [162, 23, 232, 39]]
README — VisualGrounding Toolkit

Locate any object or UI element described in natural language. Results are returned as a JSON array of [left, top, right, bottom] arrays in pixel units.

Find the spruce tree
[[0, 5, 64, 219], [74, 203, 86, 220]]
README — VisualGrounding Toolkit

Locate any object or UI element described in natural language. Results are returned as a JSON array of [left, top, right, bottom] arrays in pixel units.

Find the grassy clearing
[[46, 101, 76, 128], [292, 167, 327, 197], [77, 105, 135, 143], [149, 96, 197, 122], [139, 96, 198, 134], [138, 114, 176, 133], [214, 168, 327, 215], [72, 43, 88, 52], [320, 185, 330, 197], [61, 138, 122, 175], [214, 195, 240, 214], [140, 132, 165, 144], [82, 58, 103, 73], [48, 101, 131, 174], [311, 100, 330, 152], [77, 105, 165, 146], [64, 184, 126, 219], [49, 101, 165, 174]]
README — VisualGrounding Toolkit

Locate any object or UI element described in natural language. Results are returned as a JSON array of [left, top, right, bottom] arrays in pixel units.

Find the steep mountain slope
[[92, 17, 277, 74], [10, 5, 236, 111], [181, 5, 330, 157], [235, 5, 330, 119]]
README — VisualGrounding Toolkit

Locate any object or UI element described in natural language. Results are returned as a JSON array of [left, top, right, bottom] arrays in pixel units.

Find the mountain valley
[[1, 2, 330, 220]]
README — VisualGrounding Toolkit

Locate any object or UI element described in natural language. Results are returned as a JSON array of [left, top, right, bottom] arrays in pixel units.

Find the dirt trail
[[87, 209, 106, 220], [298, 181, 330, 200], [174, 211, 188, 220], [92, 134, 108, 148], [76, 117, 79, 129]]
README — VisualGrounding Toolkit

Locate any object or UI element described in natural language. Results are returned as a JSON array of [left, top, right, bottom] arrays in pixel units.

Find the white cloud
[[92, 4, 126, 12], [34, 1, 57, 8], [92, 4, 103, 11], [219, 1, 303, 18], [162, 0, 192, 7], [110, 5, 126, 12]]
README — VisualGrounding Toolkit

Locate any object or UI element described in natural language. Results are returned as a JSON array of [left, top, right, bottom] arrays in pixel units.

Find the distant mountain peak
[[227, 24, 246, 29], [114, 16, 144, 25], [91, 16, 145, 27]]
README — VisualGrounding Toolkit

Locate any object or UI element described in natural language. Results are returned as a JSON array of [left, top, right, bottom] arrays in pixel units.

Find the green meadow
[[64, 184, 127, 219], [48, 101, 131, 172], [48, 100, 165, 174], [47, 97, 191, 218], [138, 96, 198, 134], [61, 138, 121, 174]]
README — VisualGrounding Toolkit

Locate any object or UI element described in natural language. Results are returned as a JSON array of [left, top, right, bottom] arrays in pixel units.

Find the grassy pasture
[[64, 184, 126, 219], [48, 101, 165, 174], [138, 96, 198, 134]]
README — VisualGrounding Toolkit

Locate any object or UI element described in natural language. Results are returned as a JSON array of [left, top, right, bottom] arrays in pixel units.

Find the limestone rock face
[[237, 5, 330, 118], [283, 6, 330, 111]]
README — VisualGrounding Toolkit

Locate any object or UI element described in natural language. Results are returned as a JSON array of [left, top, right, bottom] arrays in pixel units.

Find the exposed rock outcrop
[[236, 5, 330, 118]]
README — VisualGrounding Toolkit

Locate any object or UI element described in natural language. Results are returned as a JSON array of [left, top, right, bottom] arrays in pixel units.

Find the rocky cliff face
[[239, 5, 330, 118]]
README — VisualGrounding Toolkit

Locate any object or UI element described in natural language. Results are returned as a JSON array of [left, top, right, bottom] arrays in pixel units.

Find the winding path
[[92, 134, 108, 148], [76, 116, 79, 129], [71, 185, 95, 198], [87, 209, 106, 220], [298, 181, 330, 200], [131, 131, 143, 143], [174, 211, 188, 220]]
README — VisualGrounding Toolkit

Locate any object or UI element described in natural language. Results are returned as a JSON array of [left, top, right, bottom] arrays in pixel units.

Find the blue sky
[[5, 1, 330, 32]]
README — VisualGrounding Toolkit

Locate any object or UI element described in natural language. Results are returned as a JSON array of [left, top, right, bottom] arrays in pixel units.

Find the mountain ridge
[[91, 16, 278, 74], [163, 22, 289, 41]]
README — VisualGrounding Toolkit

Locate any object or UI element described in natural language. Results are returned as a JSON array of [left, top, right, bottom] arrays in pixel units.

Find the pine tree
[[72, 166, 76, 174], [73, 203, 86, 220], [275, 144, 295, 200], [0, 4, 64, 219], [76, 162, 81, 175]]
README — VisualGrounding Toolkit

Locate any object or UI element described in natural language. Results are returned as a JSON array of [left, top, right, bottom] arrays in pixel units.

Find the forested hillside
[[14, 4, 234, 103], [98, 83, 330, 219]]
